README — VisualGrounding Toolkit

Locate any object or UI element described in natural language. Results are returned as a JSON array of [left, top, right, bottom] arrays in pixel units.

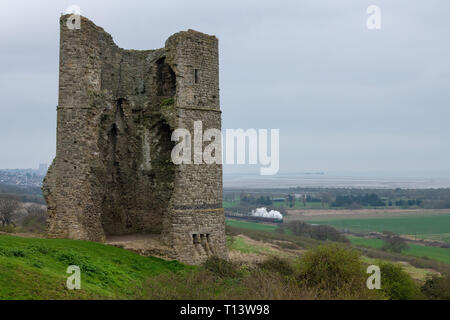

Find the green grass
[[273, 200, 330, 209], [222, 199, 330, 210], [0, 235, 191, 299], [350, 236, 450, 264], [308, 214, 450, 237], [228, 236, 273, 254], [223, 200, 240, 208], [292, 200, 330, 209], [416, 233, 450, 243], [226, 219, 279, 232]]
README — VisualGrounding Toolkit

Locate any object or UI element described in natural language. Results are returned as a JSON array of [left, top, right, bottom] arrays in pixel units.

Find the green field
[[308, 214, 450, 238], [226, 217, 450, 265], [226, 219, 278, 232], [350, 236, 450, 264], [0, 235, 190, 299], [290, 200, 331, 209], [223, 199, 240, 208], [223, 199, 330, 210]]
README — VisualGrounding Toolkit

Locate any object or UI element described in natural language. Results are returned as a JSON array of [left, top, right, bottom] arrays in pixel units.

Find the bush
[[226, 235, 235, 249], [276, 241, 300, 250], [202, 256, 240, 279], [421, 274, 450, 300], [225, 225, 320, 250], [296, 244, 369, 298], [379, 262, 421, 300], [0, 225, 15, 233], [381, 232, 409, 253], [287, 221, 311, 237], [258, 256, 294, 276], [144, 267, 316, 300], [144, 269, 227, 299], [239, 268, 316, 300], [0, 247, 26, 257], [310, 225, 349, 243], [285, 221, 349, 243]]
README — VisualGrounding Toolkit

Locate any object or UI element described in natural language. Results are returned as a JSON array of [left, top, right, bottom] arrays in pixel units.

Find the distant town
[[0, 164, 47, 187]]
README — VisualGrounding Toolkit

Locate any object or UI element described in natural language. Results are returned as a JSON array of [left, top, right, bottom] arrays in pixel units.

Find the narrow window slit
[[194, 69, 199, 84]]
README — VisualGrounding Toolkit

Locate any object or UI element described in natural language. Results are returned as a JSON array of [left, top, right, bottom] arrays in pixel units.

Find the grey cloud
[[0, 0, 449, 176]]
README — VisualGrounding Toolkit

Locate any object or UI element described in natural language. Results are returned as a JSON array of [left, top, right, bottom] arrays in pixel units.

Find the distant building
[[38, 163, 48, 175]]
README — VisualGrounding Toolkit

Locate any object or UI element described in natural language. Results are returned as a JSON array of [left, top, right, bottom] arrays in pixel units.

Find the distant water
[[223, 172, 450, 189]]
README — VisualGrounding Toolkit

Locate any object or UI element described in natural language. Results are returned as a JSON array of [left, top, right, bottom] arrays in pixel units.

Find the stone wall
[[43, 15, 227, 264]]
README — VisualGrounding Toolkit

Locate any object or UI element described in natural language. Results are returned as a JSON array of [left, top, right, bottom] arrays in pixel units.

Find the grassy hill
[[2, 221, 448, 300], [0, 235, 190, 299]]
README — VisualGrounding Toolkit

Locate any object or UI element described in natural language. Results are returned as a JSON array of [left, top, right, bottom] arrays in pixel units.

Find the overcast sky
[[0, 0, 449, 176]]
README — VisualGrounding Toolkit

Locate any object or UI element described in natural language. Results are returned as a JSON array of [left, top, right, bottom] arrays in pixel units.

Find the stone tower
[[43, 15, 227, 265]]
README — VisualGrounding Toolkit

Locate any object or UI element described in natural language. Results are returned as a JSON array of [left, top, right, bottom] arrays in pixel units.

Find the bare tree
[[26, 204, 46, 216], [0, 197, 20, 227], [19, 204, 47, 233], [321, 193, 333, 207]]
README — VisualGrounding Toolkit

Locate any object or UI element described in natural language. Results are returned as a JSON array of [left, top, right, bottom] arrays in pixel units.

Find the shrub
[[144, 267, 316, 300], [239, 268, 316, 300], [296, 244, 369, 298], [202, 256, 240, 279], [381, 232, 409, 253], [421, 274, 450, 300], [379, 262, 421, 300], [258, 256, 294, 276], [0, 248, 26, 257], [310, 225, 350, 243], [0, 225, 15, 233], [226, 235, 235, 249], [0, 247, 26, 257], [10, 249, 26, 257], [276, 241, 300, 250], [285, 221, 349, 243], [286, 221, 311, 236], [144, 269, 228, 299], [29, 244, 55, 255]]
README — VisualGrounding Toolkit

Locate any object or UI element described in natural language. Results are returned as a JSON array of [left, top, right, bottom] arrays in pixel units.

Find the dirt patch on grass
[[0, 231, 42, 238], [106, 234, 175, 261]]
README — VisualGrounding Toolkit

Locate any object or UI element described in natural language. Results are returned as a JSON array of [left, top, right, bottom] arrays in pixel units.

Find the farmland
[[304, 213, 450, 242], [350, 236, 450, 264], [226, 219, 278, 232], [227, 215, 450, 266]]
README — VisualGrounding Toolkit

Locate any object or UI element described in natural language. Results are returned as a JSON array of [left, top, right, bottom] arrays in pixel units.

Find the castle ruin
[[43, 15, 227, 265]]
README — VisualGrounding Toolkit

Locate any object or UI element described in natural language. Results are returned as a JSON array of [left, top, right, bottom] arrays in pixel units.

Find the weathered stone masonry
[[43, 15, 227, 264]]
